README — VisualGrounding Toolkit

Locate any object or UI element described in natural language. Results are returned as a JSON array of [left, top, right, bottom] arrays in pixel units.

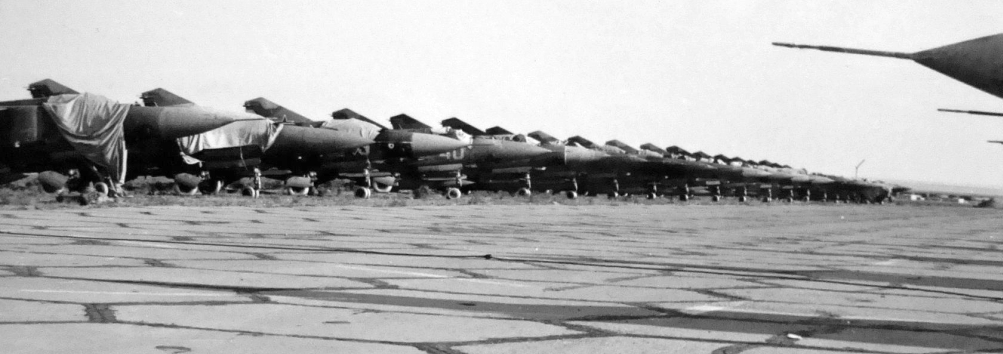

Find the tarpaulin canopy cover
[[42, 93, 130, 185], [177, 118, 281, 156], [319, 118, 381, 141]]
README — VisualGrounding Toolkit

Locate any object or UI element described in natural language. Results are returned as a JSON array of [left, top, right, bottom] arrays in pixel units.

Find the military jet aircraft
[[243, 98, 469, 198], [138, 89, 374, 196], [0, 79, 241, 199], [368, 116, 551, 199]]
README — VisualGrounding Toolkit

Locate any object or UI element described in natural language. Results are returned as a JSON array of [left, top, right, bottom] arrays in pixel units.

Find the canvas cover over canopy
[[177, 118, 281, 156], [319, 118, 382, 141], [42, 93, 130, 185]]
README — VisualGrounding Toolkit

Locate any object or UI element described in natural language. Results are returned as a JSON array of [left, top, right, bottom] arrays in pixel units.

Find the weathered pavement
[[1, 204, 1001, 353]]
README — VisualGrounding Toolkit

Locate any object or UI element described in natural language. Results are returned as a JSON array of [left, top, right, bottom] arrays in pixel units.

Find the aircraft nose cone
[[494, 140, 551, 160], [125, 106, 249, 140], [409, 132, 470, 156]]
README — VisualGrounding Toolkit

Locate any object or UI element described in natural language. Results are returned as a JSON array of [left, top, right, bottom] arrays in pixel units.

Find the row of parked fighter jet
[[0, 79, 901, 203]]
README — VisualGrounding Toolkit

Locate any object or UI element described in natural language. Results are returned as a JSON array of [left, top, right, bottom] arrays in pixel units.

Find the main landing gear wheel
[[445, 187, 462, 200], [515, 187, 531, 197], [739, 196, 748, 202], [94, 182, 110, 197], [679, 194, 689, 202], [712, 195, 721, 202], [607, 191, 619, 199], [241, 186, 259, 198], [286, 186, 310, 195], [565, 191, 578, 199], [646, 192, 656, 200], [354, 187, 372, 199], [173, 183, 199, 196], [199, 179, 224, 195]]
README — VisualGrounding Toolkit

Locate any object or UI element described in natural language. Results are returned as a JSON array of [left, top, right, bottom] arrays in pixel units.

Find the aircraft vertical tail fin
[[566, 136, 598, 149], [389, 114, 432, 130], [140, 88, 196, 107], [243, 97, 315, 125], [528, 131, 560, 145], [332, 108, 388, 130], [605, 140, 639, 154], [441, 117, 486, 136], [640, 143, 668, 155], [28, 79, 78, 98], [485, 126, 513, 135]]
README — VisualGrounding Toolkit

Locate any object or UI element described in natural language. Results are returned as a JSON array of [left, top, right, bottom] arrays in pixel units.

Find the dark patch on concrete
[[72, 239, 111, 246], [171, 236, 195, 242], [6, 266, 42, 277], [143, 259, 173, 267], [154, 345, 192, 354], [83, 304, 117, 323], [249, 253, 278, 260]]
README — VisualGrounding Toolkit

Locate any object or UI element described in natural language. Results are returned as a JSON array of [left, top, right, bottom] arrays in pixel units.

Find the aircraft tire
[[785, 197, 794, 203], [516, 187, 531, 197], [354, 187, 372, 199], [199, 179, 224, 195], [173, 183, 199, 196], [646, 192, 656, 199], [679, 194, 689, 202], [565, 191, 578, 199], [94, 182, 110, 197], [712, 195, 721, 202], [372, 182, 393, 193], [739, 196, 748, 202], [445, 187, 462, 200], [607, 191, 619, 199], [241, 186, 257, 197], [287, 186, 310, 196]]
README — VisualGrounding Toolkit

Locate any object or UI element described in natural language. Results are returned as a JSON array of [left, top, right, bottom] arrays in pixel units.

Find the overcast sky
[[2, 0, 1001, 189]]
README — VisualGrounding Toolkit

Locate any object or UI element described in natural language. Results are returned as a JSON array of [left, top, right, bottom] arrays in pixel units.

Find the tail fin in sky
[[243, 97, 314, 125], [441, 117, 486, 136], [332, 108, 388, 130], [390, 114, 432, 130], [140, 88, 195, 107], [28, 79, 78, 98]]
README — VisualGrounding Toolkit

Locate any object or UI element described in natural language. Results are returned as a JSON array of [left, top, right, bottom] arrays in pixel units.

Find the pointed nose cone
[[124, 106, 251, 140], [409, 132, 470, 156], [914, 33, 1003, 100], [493, 140, 552, 160], [271, 125, 376, 155]]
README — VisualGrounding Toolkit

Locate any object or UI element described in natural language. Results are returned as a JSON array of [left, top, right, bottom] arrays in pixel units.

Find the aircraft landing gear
[[445, 187, 462, 200], [354, 187, 372, 199]]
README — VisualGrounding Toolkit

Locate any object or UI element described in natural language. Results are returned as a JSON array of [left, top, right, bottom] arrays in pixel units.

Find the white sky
[[1, 0, 1001, 188]]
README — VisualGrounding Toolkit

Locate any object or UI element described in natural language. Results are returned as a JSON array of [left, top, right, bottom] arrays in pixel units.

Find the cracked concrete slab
[[0, 299, 87, 322], [115, 303, 578, 342], [39, 267, 373, 290], [455, 336, 729, 354], [1, 323, 424, 354], [1, 205, 1002, 353], [0, 277, 251, 303]]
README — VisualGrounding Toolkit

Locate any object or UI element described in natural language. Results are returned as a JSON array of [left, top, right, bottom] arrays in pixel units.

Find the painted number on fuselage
[[439, 148, 465, 160]]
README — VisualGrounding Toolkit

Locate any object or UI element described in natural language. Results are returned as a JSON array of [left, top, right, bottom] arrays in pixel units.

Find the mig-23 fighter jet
[[243, 98, 469, 198], [138, 89, 374, 196], [0, 80, 242, 199]]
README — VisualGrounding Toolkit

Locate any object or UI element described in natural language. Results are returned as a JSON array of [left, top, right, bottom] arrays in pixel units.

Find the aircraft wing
[[390, 114, 432, 130]]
